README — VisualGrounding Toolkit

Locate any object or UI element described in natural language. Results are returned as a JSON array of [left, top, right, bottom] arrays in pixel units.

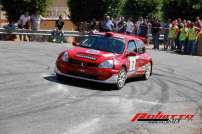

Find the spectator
[[151, 18, 161, 50], [4, 20, 16, 32], [147, 20, 152, 36], [166, 20, 178, 51], [163, 19, 171, 50], [117, 17, 126, 33], [187, 23, 200, 55], [178, 24, 188, 53], [138, 19, 148, 45], [18, 11, 30, 41], [100, 17, 106, 32], [195, 17, 202, 31], [30, 11, 43, 31], [175, 18, 183, 50], [137, 17, 144, 34], [183, 19, 187, 27], [186, 20, 192, 28], [83, 21, 88, 32], [90, 18, 97, 31], [3, 20, 17, 41], [51, 15, 65, 43], [133, 21, 139, 35], [102, 16, 114, 32], [30, 11, 43, 41], [126, 18, 134, 34]]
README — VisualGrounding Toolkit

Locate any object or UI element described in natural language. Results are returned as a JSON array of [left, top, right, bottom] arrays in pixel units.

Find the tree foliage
[[163, 0, 202, 21], [1, 0, 52, 22], [105, 0, 127, 17], [122, 0, 163, 20], [68, 0, 125, 23]]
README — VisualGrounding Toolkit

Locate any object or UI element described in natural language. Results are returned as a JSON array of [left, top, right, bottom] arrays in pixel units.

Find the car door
[[135, 40, 148, 74], [126, 40, 139, 77]]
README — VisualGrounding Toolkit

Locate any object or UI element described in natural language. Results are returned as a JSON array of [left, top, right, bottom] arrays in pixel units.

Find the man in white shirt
[[18, 12, 30, 41], [126, 18, 134, 34], [18, 12, 30, 29]]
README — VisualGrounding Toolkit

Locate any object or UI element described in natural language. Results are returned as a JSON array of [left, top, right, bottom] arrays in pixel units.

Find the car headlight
[[62, 52, 69, 62], [98, 60, 114, 69]]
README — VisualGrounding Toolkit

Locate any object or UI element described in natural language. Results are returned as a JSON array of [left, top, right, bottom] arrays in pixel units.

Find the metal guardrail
[[0, 28, 165, 40], [0, 28, 84, 37]]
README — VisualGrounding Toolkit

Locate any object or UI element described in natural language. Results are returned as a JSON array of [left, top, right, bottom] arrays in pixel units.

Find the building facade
[[0, 0, 74, 30], [46, 0, 70, 18]]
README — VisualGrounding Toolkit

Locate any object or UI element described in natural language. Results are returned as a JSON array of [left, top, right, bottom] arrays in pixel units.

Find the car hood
[[67, 47, 121, 63]]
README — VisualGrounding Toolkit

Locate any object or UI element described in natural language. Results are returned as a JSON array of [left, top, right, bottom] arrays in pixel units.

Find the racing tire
[[114, 68, 127, 90], [142, 62, 152, 80]]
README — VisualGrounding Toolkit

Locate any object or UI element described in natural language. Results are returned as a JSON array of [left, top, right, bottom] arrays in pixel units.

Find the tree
[[1, 0, 52, 22], [122, 0, 163, 20], [163, 0, 202, 21], [68, 0, 125, 23], [105, 0, 127, 17]]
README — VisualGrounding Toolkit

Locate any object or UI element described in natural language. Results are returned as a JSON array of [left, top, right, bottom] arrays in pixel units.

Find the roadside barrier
[[0, 28, 165, 42]]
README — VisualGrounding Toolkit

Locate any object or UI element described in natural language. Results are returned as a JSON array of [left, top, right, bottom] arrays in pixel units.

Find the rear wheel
[[143, 62, 152, 80], [114, 68, 127, 90]]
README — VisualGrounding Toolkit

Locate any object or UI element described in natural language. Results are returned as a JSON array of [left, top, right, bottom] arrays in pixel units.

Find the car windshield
[[80, 36, 125, 54]]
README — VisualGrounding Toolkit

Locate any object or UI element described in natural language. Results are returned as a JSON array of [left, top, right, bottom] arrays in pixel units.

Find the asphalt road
[[0, 41, 201, 134]]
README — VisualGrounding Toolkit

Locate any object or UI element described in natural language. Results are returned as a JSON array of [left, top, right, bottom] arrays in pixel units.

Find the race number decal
[[128, 57, 136, 72]]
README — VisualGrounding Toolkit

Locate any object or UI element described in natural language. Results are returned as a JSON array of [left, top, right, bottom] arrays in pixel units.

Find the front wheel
[[114, 68, 127, 90]]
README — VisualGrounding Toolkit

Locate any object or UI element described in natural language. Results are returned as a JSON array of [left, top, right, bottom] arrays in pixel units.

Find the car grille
[[68, 72, 98, 80], [69, 59, 98, 67]]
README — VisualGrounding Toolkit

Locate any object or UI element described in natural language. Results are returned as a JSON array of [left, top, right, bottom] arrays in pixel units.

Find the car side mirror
[[143, 47, 146, 53], [126, 52, 137, 57], [72, 41, 80, 46], [138, 47, 146, 54]]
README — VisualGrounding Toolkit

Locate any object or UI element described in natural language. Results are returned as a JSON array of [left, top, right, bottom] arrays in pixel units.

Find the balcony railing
[[46, 7, 69, 18]]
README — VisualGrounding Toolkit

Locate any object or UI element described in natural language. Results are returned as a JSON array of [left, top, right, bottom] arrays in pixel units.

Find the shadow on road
[[44, 75, 115, 91], [44, 75, 143, 91]]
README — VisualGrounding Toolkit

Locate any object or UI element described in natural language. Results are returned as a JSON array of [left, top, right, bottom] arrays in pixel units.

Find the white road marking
[[134, 98, 163, 105]]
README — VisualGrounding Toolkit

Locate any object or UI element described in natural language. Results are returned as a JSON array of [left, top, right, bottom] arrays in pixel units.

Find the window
[[135, 40, 145, 53], [80, 36, 125, 54], [127, 40, 137, 53]]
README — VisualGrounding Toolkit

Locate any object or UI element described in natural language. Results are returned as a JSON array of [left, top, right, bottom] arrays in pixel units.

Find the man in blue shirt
[[103, 16, 114, 32]]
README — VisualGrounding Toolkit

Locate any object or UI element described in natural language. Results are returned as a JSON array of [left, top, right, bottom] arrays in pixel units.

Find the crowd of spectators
[[85, 16, 202, 55]]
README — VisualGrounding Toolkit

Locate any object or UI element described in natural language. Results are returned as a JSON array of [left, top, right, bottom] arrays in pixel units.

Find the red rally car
[[55, 32, 153, 89]]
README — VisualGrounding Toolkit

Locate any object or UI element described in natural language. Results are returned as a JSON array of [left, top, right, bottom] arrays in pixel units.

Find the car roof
[[92, 32, 144, 42]]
